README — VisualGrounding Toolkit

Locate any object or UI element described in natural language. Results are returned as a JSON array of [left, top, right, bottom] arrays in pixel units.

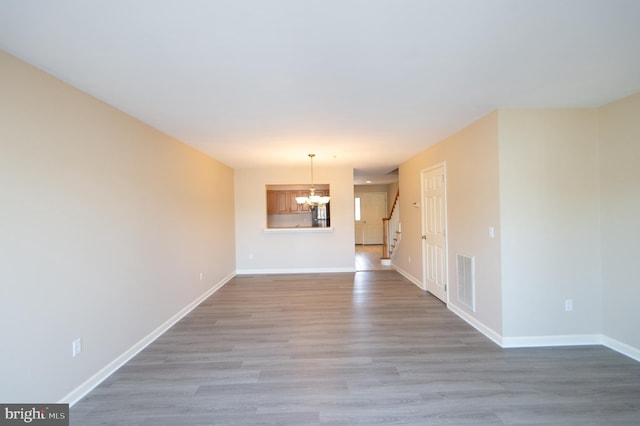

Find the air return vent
[[456, 254, 476, 312]]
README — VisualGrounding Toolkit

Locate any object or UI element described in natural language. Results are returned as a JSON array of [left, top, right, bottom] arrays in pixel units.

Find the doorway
[[354, 192, 387, 245], [421, 163, 449, 303]]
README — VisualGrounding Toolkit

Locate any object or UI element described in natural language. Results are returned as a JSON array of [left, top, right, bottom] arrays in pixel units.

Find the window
[[354, 197, 361, 221]]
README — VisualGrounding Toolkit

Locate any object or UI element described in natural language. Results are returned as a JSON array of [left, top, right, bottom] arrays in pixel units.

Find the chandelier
[[295, 154, 331, 206]]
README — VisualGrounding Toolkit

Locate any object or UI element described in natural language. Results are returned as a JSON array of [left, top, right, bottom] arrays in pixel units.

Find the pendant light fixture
[[296, 154, 331, 206]]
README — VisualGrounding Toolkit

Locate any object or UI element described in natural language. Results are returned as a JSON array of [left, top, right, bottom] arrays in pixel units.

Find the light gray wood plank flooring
[[71, 271, 640, 425], [355, 245, 391, 271]]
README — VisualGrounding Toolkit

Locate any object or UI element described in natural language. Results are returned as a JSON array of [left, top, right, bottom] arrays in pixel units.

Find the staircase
[[382, 190, 400, 264]]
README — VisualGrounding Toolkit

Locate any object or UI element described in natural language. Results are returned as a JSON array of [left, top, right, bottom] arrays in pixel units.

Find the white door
[[354, 192, 387, 245], [422, 164, 448, 303]]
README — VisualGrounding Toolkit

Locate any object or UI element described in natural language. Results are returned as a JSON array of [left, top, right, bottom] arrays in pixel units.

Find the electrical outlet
[[565, 299, 573, 312], [72, 338, 82, 357], [199, 272, 204, 281], [489, 227, 495, 238]]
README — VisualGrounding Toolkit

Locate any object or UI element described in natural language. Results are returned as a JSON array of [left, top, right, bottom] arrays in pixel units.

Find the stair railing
[[382, 190, 400, 260]]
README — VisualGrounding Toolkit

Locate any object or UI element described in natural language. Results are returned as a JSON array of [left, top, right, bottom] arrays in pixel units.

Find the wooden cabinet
[[267, 190, 305, 214], [267, 189, 328, 214], [266, 191, 276, 214], [276, 191, 289, 213], [267, 191, 291, 214]]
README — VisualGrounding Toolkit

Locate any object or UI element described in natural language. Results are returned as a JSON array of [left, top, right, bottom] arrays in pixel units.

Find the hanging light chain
[[309, 153, 315, 191], [296, 153, 330, 206]]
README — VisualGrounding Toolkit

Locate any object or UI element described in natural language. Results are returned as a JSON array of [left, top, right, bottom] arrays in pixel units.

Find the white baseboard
[[449, 300, 640, 361], [447, 303, 504, 347], [501, 334, 602, 348], [394, 266, 424, 290], [447, 302, 640, 363], [61, 271, 235, 406], [602, 335, 640, 362], [448, 302, 603, 349], [236, 267, 356, 275]]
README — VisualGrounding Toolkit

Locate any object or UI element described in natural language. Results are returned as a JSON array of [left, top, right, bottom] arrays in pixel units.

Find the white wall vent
[[456, 253, 476, 312]]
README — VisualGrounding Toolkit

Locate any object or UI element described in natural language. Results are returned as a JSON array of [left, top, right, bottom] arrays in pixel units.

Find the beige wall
[[235, 166, 355, 273], [0, 51, 236, 402], [397, 103, 640, 358], [598, 93, 640, 351], [499, 109, 601, 341], [398, 112, 503, 336]]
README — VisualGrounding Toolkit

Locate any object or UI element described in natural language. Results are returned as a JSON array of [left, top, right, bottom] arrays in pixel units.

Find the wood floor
[[71, 272, 640, 425], [355, 245, 391, 271]]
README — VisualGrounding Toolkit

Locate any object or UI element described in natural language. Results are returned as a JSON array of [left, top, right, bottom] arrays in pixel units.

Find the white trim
[[447, 303, 503, 346], [61, 272, 235, 406], [394, 265, 424, 290], [236, 267, 355, 275], [602, 335, 640, 362], [449, 299, 640, 361], [263, 227, 334, 233], [501, 334, 601, 348], [442, 295, 640, 360]]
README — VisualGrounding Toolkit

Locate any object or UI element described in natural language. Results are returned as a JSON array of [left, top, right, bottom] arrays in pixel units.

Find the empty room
[[1, 1, 640, 425]]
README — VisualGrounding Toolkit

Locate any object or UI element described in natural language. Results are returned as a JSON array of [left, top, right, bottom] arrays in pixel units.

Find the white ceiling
[[1, 0, 639, 184]]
